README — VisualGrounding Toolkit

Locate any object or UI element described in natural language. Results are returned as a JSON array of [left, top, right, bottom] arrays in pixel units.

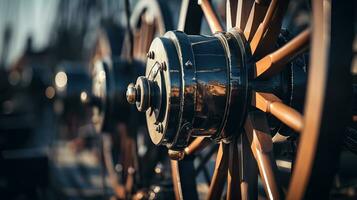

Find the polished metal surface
[[100, 59, 144, 132], [127, 29, 254, 150], [126, 83, 137, 104]]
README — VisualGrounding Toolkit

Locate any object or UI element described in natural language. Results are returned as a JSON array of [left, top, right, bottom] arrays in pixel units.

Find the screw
[[185, 60, 193, 68], [147, 51, 155, 59]]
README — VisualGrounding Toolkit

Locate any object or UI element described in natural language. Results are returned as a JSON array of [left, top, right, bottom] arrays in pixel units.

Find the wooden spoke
[[236, 0, 255, 30], [250, 0, 289, 56], [184, 137, 211, 156], [178, 0, 191, 31], [198, 0, 223, 33], [125, 168, 135, 194], [140, 15, 148, 57], [207, 142, 229, 200], [226, 138, 241, 200], [249, 0, 279, 52], [244, 1, 269, 42], [171, 159, 199, 200], [130, 0, 172, 60], [226, 0, 238, 29], [171, 160, 183, 200], [102, 135, 126, 199], [140, 15, 149, 56], [254, 29, 311, 78], [140, 16, 156, 57], [244, 111, 282, 200], [178, 0, 203, 34], [134, 33, 140, 59], [144, 18, 156, 54], [252, 91, 304, 132], [238, 133, 258, 200]]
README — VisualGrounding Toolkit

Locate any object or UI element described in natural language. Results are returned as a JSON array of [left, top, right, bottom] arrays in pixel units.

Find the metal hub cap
[[127, 29, 253, 150]]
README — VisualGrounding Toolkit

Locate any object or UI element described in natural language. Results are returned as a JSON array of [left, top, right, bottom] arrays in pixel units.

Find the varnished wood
[[238, 133, 258, 200], [140, 15, 156, 60], [250, 0, 289, 57], [287, 0, 354, 198], [226, 0, 238, 29], [166, 0, 354, 199], [244, 2, 269, 42], [254, 29, 311, 78], [171, 159, 199, 200], [249, 0, 278, 53], [252, 92, 304, 132], [236, 0, 255, 30], [144, 18, 155, 55], [240, 182, 249, 200], [177, 0, 191, 31], [130, 0, 172, 60], [244, 112, 282, 200], [177, 0, 203, 34], [199, 0, 223, 33], [184, 137, 211, 156], [207, 142, 229, 200], [141, 15, 149, 57], [171, 160, 183, 200], [226, 138, 241, 200]]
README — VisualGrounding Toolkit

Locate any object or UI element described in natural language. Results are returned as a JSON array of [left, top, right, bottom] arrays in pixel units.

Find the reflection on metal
[[127, 29, 252, 150]]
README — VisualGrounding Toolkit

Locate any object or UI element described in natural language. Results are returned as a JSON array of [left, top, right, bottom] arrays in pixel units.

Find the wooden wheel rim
[[130, 0, 173, 61], [171, 0, 354, 199], [102, 0, 174, 198]]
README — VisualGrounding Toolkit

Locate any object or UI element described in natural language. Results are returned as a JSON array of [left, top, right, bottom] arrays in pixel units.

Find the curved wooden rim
[[170, 0, 354, 199], [102, 0, 174, 198], [287, 0, 354, 199], [130, 0, 173, 61]]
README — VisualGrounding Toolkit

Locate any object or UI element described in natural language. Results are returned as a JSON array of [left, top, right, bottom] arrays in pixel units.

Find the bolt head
[[126, 83, 137, 104]]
